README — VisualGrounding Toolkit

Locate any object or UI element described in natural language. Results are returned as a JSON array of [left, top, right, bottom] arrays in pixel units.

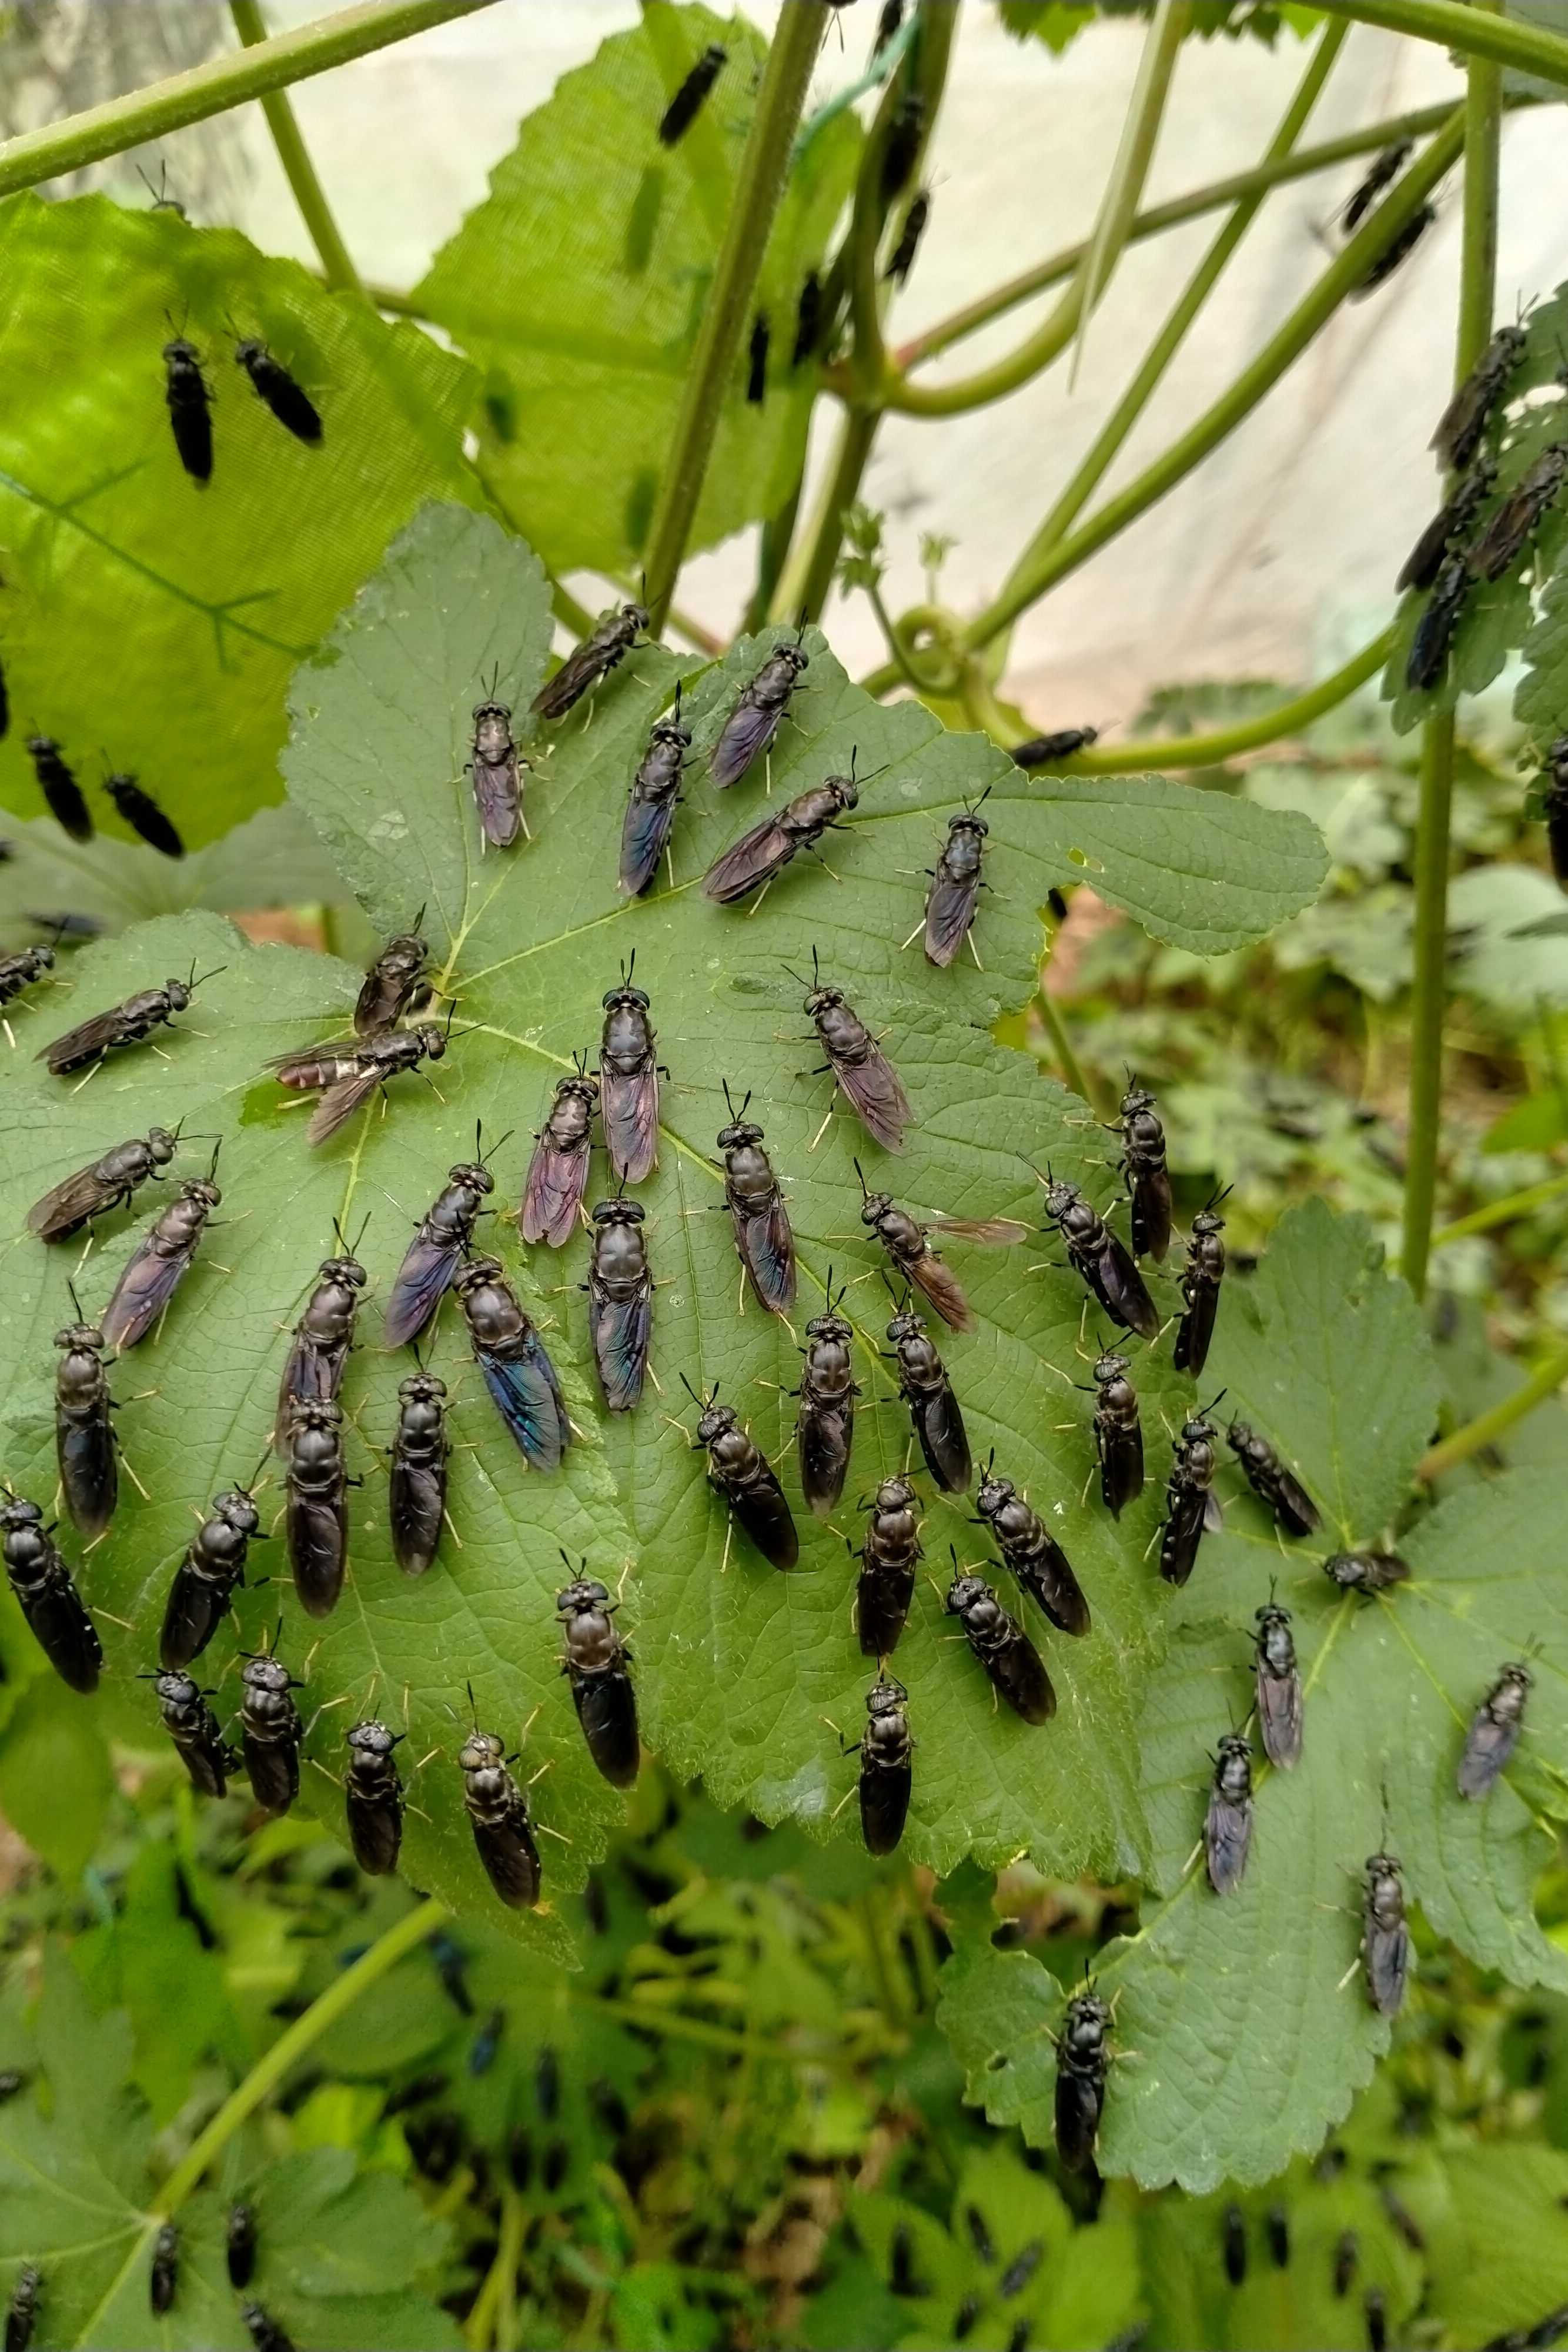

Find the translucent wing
[[39, 1008, 126, 1074], [472, 754, 521, 848], [1158, 1484, 1208, 1586], [908, 1248, 973, 1334], [710, 698, 783, 789], [474, 1807, 542, 1907], [923, 868, 981, 967], [1272, 1469, 1320, 1538], [987, 1625, 1055, 1725], [25, 1576, 102, 1693], [1174, 1281, 1219, 1374], [928, 1217, 1029, 1245], [798, 1399, 852, 1518], [1099, 1424, 1144, 1518], [531, 641, 608, 720], [266, 1040, 363, 1088], [1205, 1793, 1252, 1895], [1457, 1707, 1519, 1799], [520, 1135, 591, 1248], [1256, 1665, 1303, 1769], [102, 1238, 193, 1351], [1014, 1535, 1091, 1639], [857, 1558, 915, 1658], [1089, 1228, 1159, 1341], [389, 1458, 444, 1576], [26, 1164, 118, 1241], [306, 1065, 385, 1144], [1365, 1917, 1409, 2016], [589, 1280, 652, 1414], [913, 1387, 970, 1494], [1129, 1168, 1173, 1262], [702, 816, 795, 903], [161, 1558, 236, 1672], [601, 1070, 659, 1185], [734, 1198, 796, 1312], [383, 1231, 463, 1350], [832, 1041, 912, 1153], [476, 1342, 569, 1472], [572, 1672, 640, 1788], [287, 1494, 346, 1618], [620, 790, 678, 896]]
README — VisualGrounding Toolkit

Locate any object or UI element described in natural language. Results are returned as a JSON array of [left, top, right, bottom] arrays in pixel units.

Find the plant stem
[[1313, 0, 1568, 87], [888, 2, 1189, 419], [1417, 1341, 1568, 1479], [641, 4, 823, 633], [229, 0, 364, 296], [567, 1984, 860, 2065], [1021, 627, 1394, 770], [961, 105, 1465, 653], [1430, 1170, 1568, 1248], [155, 1893, 446, 2214], [1037, 983, 1097, 1110], [0, 0, 492, 199], [1028, 20, 1345, 554], [774, 406, 879, 627], [892, 97, 1517, 375], [1402, 11, 1502, 1302]]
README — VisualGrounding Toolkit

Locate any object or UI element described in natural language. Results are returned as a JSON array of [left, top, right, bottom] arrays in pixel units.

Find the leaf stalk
[[230, 0, 366, 298], [1417, 1341, 1568, 1479]]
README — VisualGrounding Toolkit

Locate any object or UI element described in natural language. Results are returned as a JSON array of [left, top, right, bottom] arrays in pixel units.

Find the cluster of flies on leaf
[[0, 2197, 273, 2349]]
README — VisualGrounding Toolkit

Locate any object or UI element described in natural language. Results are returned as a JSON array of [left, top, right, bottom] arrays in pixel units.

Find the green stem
[[567, 1985, 857, 2065], [0, 0, 493, 199], [1417, 1341, 1568, 1479], [774, 405, 879, 627], [892, 96, 1507, 374], [1402, 12, 1502, 1303], [1037, 985, 1096, 1111], [1029, 21, 1345, 554], [1431, 1170, 1568, 1248], [229, 0, 364, 296], [156, 1894, 446, 2214], [1313, 0, 1568, 87], [868, 581, 935, 693], [962, 105, 1465, 653], [888, 1, 1188, 419], [1017, 627, 1394, 771], [640, 4, 823, 632]]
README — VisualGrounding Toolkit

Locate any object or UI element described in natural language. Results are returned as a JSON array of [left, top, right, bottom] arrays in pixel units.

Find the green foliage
[[0, 193, 477, 851], [413, 9, 860, 577], [998, 2, 1324, 50], [0, 502, 1326, 1952]]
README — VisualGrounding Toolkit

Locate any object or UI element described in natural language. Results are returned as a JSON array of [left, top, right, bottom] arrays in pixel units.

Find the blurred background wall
[[18, 2, 1567, 729]]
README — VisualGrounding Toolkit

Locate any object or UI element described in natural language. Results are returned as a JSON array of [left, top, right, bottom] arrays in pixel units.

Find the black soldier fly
[[240, 1649, 304, 1813], [793, 948, 912, 1152], [389, 1372, 449, 1576], [1406, 549, 1469, 691], [946, 1562, 1054, 1723], [531, 602, 648, 722], [149, 2224, 179, 2317], [1228, 1420, 1320, 1536], [586, 1197, 653, 1413], [6, 2269, 40, 2352], [454, 1257, 571, 1472], [884, 189, 930, 286], [874, 0, 904, 50], [599, 955, 662, 1184], [860, 1167, 1025, 1334], [1174, 1201, 1226, 1374], [104, 771, 183, 858], [277, 1230, 367, 1436], [793, 270, 823, 368], [153, 1669, 237, 1798], [345, 1719, 404, 1875], [704, 757, 861, 904], [161, 1479, 262, 1668], [0, 1496, 99, 1691], [922, 793, 989, 968], [855, 1473, 921, 1658], [537, 2044, 560, 2120], [1431, 321, 1528, 472], [621, 686, 691, 895], [1253, 1600, 1303, 1769], [1396, 456, 1497, 594], [1352, 202, 1434, 297], [1457, 1660, 1532, 1800], [1333, 2231, 1359, 2297], [54, 1311, 116, 1539], [1038, 1173, 1159, 1341], [1467, 439, 1568, 580], [41, 964, 216, 1075], [234, 336, 322, 442], [468, 690, 527, 848], [521, 1060, 599, 1246], [355, 920, 429, 1038], [1054, 1984, 1112, 2173], [880, 88, 924, 201], [1266, 2205, 1289, 2268], [1159, 1408, 1221, 1586], [1339, 138, 1412, 235], [884, 1303, 969, 1492], [101, 1160, 220, 1351], [429, 1928, 473, 2014], [163, 334, 214, 481], [1012, 726, 1097, 767], [1114, 1078, 1172, 1261], [1324, 1549, 1410, 1593], [687, 1378, 799, 1569], [854, 1676, 913, 1855], [25, 734, 91, 839], [1090, 1348, 1142, 1518], [385, 1143, 496, 1348], [226, 2206, 258, 2290], [975, 1460, 1089, 1637], [747, 310, 769, 404], [1366, 2287, 1388, 2352], [0, 943, 56, 1022], [239, 2301, 295, 2352], [795, 1277, 857, 1516], [459, 1720, 542, 1909], [1536, 734, 1568, 886], [470, 2007, 505, 2075], [269, 1020, 447, 1145], [1223, 2206, 1247, 2287], [710, 627, 810, 788], [283, 1397, 350, 1618], [1362, 1851, 1410, 2016], [558, 1565, 640, 1788], [1205, 1732, 1253, 1895], [717, 1083, 795, 1312], [658, 42, 726, 143]]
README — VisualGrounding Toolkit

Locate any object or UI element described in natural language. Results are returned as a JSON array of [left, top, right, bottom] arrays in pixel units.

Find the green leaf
[[1423, 2144, 1568, 2346], [0, 805, 348, 942], [412, 8, 861, 574], [0, 191, 477, 851], [0, 1676, 113, 1881], [0, 504, 1332, 1955]]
